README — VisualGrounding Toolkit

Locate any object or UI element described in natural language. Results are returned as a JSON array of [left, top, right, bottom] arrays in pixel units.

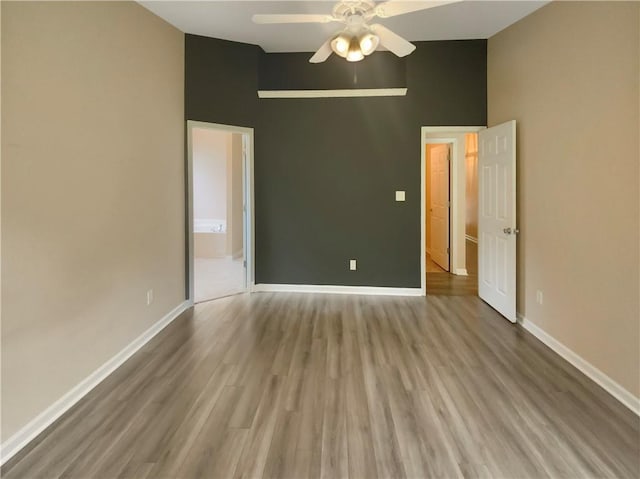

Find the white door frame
[[186, 120, 255, 305], [420, 126, 484, 296]]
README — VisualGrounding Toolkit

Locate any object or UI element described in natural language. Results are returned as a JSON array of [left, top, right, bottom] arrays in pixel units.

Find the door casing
[[186, 120, 255, 305]]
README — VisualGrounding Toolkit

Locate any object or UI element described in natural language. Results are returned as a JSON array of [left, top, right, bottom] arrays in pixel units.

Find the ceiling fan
[[252, 1, 459, 63]]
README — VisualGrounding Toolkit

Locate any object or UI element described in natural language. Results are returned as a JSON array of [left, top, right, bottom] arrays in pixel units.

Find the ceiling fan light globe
[[346, 36, 364, 62], [346, 50, 365, 62], [330, 34, 350, 58], [359, 33, 379, 56]]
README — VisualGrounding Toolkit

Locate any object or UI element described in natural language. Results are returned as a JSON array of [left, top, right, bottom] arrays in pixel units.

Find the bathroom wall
[[192, 127, 229, 223], [226, 133, 244, 258]]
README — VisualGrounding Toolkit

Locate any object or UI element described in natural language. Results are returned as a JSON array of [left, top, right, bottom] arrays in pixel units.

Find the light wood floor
[[3, 293, 639, 478]]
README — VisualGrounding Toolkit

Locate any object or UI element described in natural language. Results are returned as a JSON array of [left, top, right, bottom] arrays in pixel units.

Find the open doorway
[[421, 127, 481, 296], [187, 121, 254, 304]]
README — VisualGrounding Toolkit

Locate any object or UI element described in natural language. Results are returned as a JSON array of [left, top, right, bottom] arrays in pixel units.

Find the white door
[[478, 121, 517, 322], [430, 144, 450, 271]]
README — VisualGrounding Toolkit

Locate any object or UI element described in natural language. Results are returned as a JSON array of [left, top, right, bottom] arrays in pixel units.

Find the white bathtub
[[194, 219, 227, 258], [194, 218, 226, 233]]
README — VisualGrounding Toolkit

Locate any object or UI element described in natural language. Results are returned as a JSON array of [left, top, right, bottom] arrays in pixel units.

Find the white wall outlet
[[349, 259, 357, 271], [536, 290, 543, 305], [146, 289, 154, 306], [395, 190, 406, 202]]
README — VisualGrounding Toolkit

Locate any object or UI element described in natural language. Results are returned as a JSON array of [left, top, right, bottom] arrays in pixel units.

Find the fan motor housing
[[332, 1, 376, 23]]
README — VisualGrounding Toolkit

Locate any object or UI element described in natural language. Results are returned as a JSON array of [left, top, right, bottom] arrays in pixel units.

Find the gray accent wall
[[186, 35, 486, 287]]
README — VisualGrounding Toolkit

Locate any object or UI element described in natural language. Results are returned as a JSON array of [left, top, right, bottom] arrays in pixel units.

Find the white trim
[[0, 300, 192, 465], [187, 121, 255, 302], [518, 316, 640, 416], [253, 284, 422, 297], [420, 137, 426, 295], [422, 126, 486, 134], [465, 235, 478, 244], [187, 120, 253, 135], [420, 126, 485, 296], [454, 268, 468, 276], [257, 88, 407, 99]]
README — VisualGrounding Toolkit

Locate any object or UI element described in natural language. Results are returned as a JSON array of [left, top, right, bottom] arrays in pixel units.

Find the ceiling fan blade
[[374, 0, 461, 18], [370, 24, 416, 57], [252, 14, 336, 24], [309, 39, 333, 63]]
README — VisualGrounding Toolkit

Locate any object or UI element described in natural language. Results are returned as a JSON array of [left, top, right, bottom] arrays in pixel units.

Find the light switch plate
[[349, 259, 357, 271], [395, 191, 406, 202]]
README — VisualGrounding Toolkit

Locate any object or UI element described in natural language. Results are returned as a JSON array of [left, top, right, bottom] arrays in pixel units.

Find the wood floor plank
[[342, 331, 378, 479], [262, 410, 302, 479], [320, 377, 348, 479], [176, 385, 248, 478], [354, 298, 408, 479], [147, 362, 236, 478], [233, 374, 285, 479], [2, 292, 639, 479]]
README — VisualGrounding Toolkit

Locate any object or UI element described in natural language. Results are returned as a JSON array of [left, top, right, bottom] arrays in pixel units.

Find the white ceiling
[[139, 1, 548, 53]]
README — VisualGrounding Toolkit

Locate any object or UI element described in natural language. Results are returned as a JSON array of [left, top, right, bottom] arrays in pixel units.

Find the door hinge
[[446, 247, 450, 254], [447, 201, 451, 207], [243, 260, 247, 268]]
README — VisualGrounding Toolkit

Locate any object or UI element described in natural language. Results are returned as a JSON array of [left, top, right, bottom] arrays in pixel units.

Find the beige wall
[[1, 1, 185, 440], [488, 1, 639, 397]]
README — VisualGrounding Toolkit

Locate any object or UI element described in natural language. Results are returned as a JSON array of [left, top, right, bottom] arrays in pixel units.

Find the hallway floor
[[426, 239, 478, 296]]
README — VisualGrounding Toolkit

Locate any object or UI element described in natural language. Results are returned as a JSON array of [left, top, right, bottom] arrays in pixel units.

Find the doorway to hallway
[[421, 128, 481, 296]]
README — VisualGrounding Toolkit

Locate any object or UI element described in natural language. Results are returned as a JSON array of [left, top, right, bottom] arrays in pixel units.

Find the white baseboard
[[454, 268, 468, 276], [0, 300, 192, 466], [518, 316, 640, 416], [465, 235, 478, 244], [252, 283, 423, 297]]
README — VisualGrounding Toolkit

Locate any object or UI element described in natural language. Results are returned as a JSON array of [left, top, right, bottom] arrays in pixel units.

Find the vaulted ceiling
[[139, 1, 548, 53]]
